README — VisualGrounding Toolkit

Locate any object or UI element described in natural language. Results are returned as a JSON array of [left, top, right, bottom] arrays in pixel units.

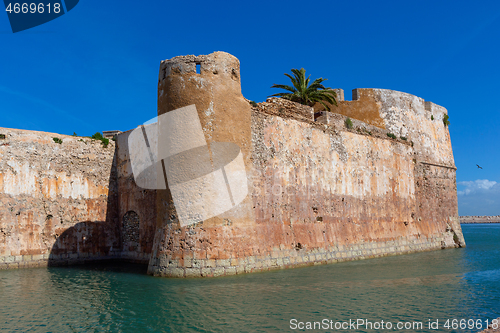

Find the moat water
[[1, 224, 499, 332]]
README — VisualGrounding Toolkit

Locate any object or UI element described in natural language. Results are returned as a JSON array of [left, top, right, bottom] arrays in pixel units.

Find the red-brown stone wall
[[0, 127, 120, 269]]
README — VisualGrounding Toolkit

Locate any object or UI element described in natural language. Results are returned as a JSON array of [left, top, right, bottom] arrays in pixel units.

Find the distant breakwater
[[460, 216, 500, 224]]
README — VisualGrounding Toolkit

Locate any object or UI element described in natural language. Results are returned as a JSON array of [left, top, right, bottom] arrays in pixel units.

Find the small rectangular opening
[[196, 63, 201, 74]]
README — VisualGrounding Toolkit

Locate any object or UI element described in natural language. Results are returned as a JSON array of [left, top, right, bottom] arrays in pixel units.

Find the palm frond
[[283, 73, 299, 90], [317, 100, 331, 111], [269, 68, 337, 110], [270, 84, 297, 93]]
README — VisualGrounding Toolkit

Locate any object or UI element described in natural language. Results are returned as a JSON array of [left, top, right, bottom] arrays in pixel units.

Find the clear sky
[[1, 0, 499, 216]]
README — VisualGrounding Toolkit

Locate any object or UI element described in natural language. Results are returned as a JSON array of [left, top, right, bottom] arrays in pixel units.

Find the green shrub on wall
[[387, 133, 397, 139], [345, 117, 353, 129], [443, 114, 450, 127], [91, 132, 109, 147]]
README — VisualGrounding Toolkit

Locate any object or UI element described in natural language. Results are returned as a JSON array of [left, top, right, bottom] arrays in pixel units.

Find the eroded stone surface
[[0, 52, 464, 276], [0, 128, 120, 267], [146, 52, 464, 278]]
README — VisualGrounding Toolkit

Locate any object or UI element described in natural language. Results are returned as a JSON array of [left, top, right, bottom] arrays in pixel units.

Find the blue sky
[[1, 0, 499, 215]]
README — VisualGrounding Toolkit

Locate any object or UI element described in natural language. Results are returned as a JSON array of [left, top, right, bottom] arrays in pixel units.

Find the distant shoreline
[[460, 216, 500, 224]]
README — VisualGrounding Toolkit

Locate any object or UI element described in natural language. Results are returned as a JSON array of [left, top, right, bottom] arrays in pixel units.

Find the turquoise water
[[1, 224, 500, 332]]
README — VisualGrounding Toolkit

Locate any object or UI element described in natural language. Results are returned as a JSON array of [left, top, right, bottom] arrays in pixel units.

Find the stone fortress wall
[[0, 128, 157, 269], [0, 129, 120, 268], [0, 51, 465, 276], [146, 52, 464, 277]]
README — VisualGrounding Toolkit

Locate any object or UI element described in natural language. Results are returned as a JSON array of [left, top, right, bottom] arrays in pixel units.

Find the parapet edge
[[159, 51, 240, 81], [352, 88, 448, 114]]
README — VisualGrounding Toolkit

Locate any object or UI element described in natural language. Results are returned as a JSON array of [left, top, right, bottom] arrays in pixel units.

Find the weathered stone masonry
[[146, 52, 464, 277], [0, 128, 156, 269], [0, 129, 120, 269], [0, 51, 465, 276]]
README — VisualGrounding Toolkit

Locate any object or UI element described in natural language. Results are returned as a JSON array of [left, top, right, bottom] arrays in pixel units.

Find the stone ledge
[[148, 235, 455, 278]]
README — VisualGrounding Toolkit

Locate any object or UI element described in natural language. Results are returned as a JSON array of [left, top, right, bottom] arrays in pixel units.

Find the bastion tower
[[146, 51, 465, 278], [148, 52, 256, 276]]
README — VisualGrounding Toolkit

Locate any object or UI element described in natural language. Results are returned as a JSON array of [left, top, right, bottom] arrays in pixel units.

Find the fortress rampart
[[0, 129, 120, 268], [0, 51, 465, 276], [146, 52, 464, 277]]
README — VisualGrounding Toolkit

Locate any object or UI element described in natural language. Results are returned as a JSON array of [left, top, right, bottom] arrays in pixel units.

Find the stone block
[[185, 268, 201, 278], [37, 261, 48, 268], [213, 267, 225, 277], [216, 259, 230, 267], [7, 262, 19, 269], [201, 268, 213, 277], [276, 258, 284, 266], [226, 267, 237, 275], [169, 268, 185, 278], [244, 265, 255, 272], [27, 261, 40, 268], [235, 266, 245, 274], [184, 259, 192, 268], [193, 251, 206, 260], [191, 259, 203, 268], [217, 250, 231, 260]]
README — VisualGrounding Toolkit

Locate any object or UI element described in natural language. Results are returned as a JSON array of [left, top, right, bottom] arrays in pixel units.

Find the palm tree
[[269, 68, 337, 111]]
